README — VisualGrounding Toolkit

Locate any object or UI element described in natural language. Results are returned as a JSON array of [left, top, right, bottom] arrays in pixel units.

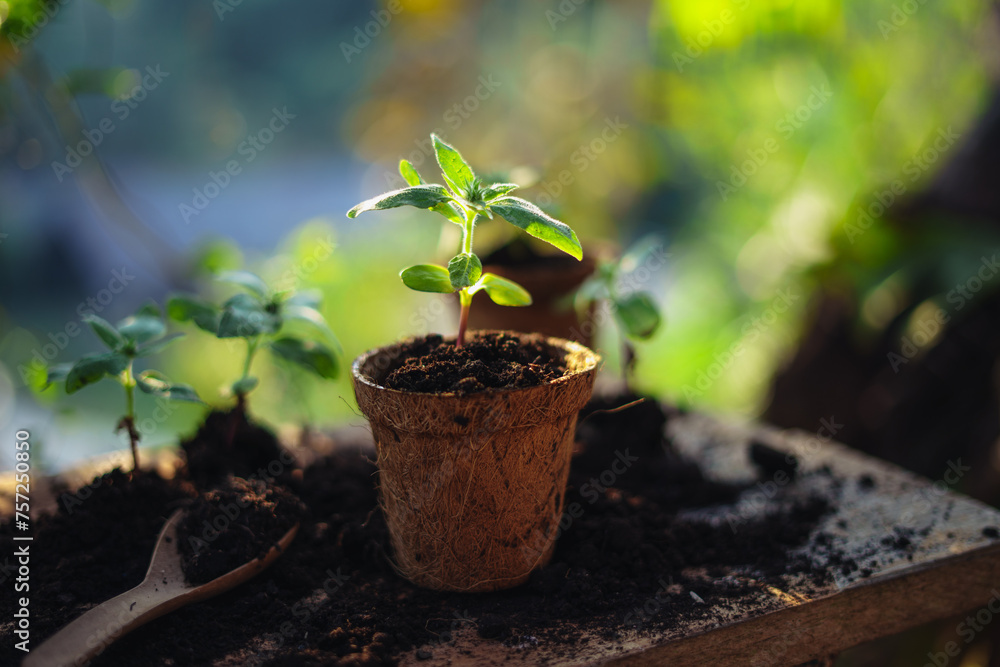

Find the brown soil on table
[[0, 468, 195, 660], [575, 393, 746, 507], [381, 332, 568, 394], [178, 477, 304, 584], [2, 400, 863, 666], [181, 408, 290, 489]]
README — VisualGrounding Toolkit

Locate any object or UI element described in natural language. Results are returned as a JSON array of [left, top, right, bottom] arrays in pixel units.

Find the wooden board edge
[[603, 542, 1000, 667]]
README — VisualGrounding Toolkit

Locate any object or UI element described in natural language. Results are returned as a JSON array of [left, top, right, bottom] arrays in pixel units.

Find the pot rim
[[351, 329, 600, 400]]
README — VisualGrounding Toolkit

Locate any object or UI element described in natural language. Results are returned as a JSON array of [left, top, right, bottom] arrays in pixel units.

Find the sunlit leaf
[[448, 253, 482, 290], [481, 183, 519, 201], [395, 159, 466, 224], [347, 185, 453, 218], [66, 353, 129, 394], [432, 200, 467, 225], [432, 134, 477, 196], [399, 159, 423, 186], [474, 273, 532, 306], [488, 197, 583, 260], [400, 264, 454, 293]]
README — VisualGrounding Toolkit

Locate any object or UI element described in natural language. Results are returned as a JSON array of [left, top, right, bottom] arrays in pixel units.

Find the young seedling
[[575, 238, 664, 384], [166, 270, 340, 414], [46, 303, 201, 472], [347, 133, 583, 347]]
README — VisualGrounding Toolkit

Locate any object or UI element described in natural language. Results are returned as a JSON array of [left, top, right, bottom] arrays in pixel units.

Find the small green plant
[[46, 303, 201, 471], [347, 133, 583, 347], [166, 270, 340, 413], [575, 238, 664, 382]]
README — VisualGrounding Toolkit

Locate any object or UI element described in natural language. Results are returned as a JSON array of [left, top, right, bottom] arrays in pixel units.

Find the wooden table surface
[[5, 413, 999, 666], [394, 412, 1000, 666]]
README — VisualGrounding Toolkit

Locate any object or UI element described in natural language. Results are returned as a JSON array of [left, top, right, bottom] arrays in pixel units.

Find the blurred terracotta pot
[[467, 253, 598, 347]]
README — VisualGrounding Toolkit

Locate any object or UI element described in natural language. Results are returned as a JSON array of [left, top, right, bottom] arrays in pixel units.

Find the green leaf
[[136, 333, 184, 357], [217, 293, 282, 338], [159, 383, 202, 402], [473, 273, 532, 306], [448, 253, 482, 290], [231, 376, 259, 395], [620, 235, 667, 274], [432, 200, 467, 225], [399, 159, 424, 186], [135, 372, 167, 394], [285, 289, 323, 309], [613, 293, 662, 340], [481, 182, 519, 201], [488, 197, 583, 260], [441, 173, 464, 199], [283, 304, 341, 349], [66, 353, 129, 394], [45, 363, 73, 388], [282, 304, 327, 330], [166, 295, 221, 335], [346, 185, 453, 218], [395, 159, 465, 224], [431, 134, 477, 195], [574, 275, 608, 310], [218, 270, 270, 299], [135, 370, 203, 403], [270, 337, 339, 380], [400, 264, 455, 294], [469, 200, 493, 219], [83, 314, 125, 350], [117, 315, 166, 344]]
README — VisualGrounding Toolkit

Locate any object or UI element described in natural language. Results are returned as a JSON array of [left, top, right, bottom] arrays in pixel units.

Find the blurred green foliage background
[[2, 2, 999, 663], [0, 0, 995, 470]]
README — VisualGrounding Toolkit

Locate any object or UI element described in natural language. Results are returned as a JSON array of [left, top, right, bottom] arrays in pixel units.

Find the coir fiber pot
[[351, 331, 599, 592]]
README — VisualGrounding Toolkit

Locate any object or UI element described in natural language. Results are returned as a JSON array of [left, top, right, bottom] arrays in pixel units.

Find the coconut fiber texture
[[352, 331, 599, 592]]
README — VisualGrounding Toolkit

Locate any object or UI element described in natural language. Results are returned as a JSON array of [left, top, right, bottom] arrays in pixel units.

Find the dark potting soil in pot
[[380, 332, 568, 394], [3, 401, 866, 666], [181, 408, 290, 489], [178, 477, 305, 584]]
